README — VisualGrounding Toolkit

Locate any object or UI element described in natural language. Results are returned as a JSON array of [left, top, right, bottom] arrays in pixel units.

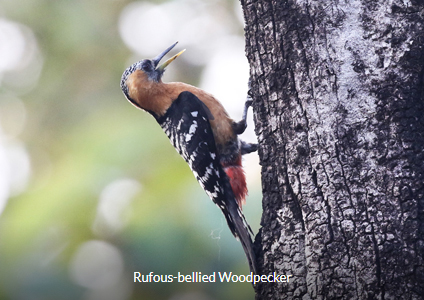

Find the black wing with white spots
[[156, 91, 257, 274]]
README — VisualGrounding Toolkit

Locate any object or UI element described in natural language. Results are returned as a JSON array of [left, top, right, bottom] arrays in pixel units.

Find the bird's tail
[[222, 177, 258, 275]]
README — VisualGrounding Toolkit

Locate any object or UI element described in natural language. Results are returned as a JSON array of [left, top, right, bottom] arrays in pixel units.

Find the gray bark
[[240, 0, 424, 299]]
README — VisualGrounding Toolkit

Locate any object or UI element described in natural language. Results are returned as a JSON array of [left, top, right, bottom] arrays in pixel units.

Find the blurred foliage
[[0, 0, 261, 299]]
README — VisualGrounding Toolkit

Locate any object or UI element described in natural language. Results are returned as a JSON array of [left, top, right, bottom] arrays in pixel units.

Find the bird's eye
[[141, 61, 153, 72]]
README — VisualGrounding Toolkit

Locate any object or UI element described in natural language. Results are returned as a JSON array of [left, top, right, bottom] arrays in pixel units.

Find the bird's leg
[[234, 85, 258, 154], [233, 93, 254, 135], [240, 140, 258, 155]]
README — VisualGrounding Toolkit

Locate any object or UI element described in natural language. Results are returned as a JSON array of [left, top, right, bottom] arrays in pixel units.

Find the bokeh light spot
[[92, 178, 141, 237], [69, 240, 124, 290]]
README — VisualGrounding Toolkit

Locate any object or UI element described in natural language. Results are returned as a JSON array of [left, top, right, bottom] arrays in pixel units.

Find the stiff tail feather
[[222, 177, 258, 275]]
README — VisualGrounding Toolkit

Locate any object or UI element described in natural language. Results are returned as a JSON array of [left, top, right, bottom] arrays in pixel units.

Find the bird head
[[120, 42, 185, 103]]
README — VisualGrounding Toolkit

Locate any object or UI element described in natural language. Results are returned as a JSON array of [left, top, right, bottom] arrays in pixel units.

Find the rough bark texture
[[240, 0, 424, 299]]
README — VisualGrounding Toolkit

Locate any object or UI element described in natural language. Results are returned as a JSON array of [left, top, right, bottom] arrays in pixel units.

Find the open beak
[[152, 42, 185, 71], [157, 49, 185, 71]]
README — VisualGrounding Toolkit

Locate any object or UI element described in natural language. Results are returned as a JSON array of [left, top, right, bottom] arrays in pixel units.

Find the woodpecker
[[120, 42, 258, 274]]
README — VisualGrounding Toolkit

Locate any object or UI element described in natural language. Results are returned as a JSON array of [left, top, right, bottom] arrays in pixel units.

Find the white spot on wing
[[189, 121, 197, 134], [206, 163, 214, 175], [191, 111, 198, 117], [185, 121, 198, 142]]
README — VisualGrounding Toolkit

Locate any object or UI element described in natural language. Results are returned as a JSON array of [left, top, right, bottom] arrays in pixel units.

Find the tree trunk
[[240, 0, 424, 299]]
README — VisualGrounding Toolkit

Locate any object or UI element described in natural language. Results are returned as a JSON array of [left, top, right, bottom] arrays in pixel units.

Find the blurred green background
[[0, 0, 261, 299]]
